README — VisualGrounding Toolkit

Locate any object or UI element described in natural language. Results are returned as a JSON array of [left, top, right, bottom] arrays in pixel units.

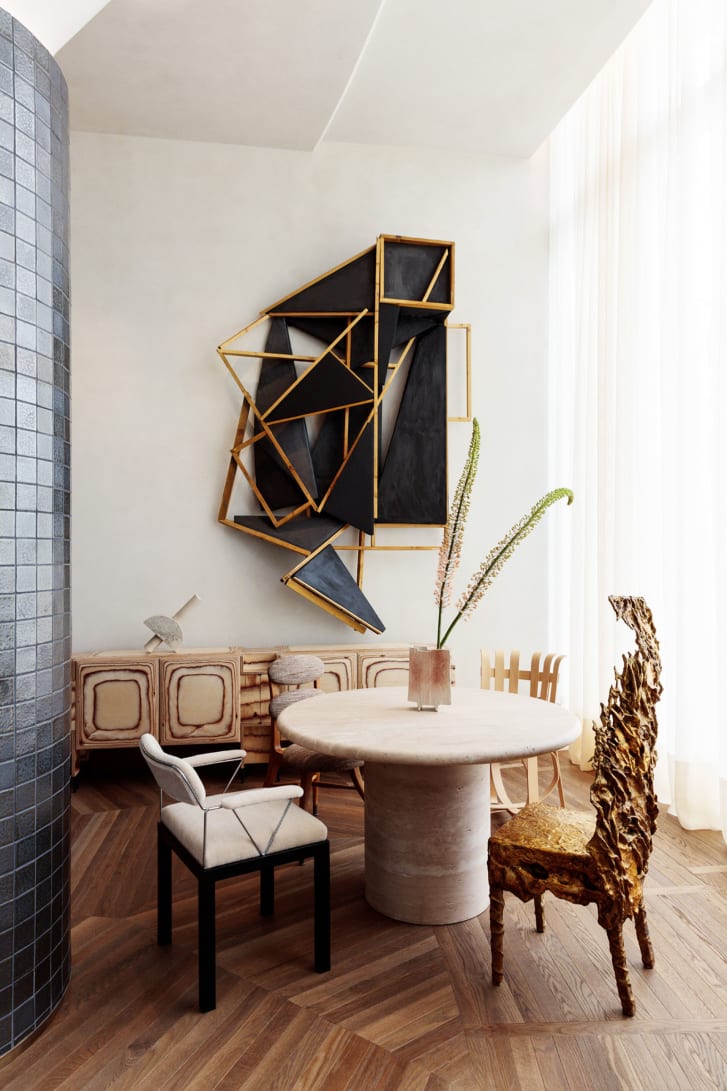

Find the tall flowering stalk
[[435, 418, 480, 648], [435, 420, 573, 648]]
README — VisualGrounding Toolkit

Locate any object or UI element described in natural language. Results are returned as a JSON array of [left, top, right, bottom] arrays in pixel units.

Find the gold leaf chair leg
[[490, 885, 505, 985], [634, 906, 655, 968], [534, 894, 545, 933], [605, 924, 636, 1017]]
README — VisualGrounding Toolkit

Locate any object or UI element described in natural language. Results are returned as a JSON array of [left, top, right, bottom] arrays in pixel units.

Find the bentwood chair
[[264, 654, 365, 814], [139, 734, 330, 1012], [488, 597, 662, 1016], [481, 650, 566, 812]]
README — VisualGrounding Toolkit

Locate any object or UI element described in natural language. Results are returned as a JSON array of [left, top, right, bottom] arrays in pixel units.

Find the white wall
[[70, 132, 558, 687]]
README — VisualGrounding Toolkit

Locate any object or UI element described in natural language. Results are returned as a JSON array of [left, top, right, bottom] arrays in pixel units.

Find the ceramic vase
[[408, 645, 452, 710]]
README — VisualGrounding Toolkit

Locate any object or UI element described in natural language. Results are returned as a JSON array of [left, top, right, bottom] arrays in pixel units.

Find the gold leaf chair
[[264, 654, 365, 814], [488, 597, 662, 1017], [481, 650, 566, 812]]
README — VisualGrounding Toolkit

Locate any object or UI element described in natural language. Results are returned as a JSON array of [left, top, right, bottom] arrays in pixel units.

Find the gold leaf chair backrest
[[587, 595, 663, 918]]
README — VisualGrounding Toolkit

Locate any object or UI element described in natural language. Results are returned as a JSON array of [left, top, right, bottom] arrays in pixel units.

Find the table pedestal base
[[364, 762, 491, 925]]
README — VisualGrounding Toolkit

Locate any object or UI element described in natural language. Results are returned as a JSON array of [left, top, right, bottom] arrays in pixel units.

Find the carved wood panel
[[159, 655, 240, 745]]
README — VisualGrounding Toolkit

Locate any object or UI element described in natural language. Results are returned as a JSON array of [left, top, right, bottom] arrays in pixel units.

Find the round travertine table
[[278, 686, 580, 925]]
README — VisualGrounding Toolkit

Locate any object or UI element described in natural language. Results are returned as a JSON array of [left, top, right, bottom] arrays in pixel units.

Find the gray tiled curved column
[[0, 11, 70, 1055]]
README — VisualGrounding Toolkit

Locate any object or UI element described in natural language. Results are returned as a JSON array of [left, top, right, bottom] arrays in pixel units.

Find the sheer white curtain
[[548, 0, 727, 839]]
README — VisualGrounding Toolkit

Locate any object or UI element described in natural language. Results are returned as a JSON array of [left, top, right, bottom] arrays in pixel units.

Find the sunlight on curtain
[[548, 0, 727, 839]]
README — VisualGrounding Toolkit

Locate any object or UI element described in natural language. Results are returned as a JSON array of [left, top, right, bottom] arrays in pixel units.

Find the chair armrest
[[185, 749, 246, 768], [219, 785, 304, 809]]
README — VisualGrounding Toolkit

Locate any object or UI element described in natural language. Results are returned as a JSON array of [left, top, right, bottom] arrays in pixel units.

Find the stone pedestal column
[[0, 10, 70, 1055]]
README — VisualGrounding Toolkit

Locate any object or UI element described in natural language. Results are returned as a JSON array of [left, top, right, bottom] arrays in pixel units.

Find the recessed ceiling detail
[[217, 234, 464, 634]]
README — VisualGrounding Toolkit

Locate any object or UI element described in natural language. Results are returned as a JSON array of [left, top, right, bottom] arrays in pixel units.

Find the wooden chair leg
[[198, 877, 216, 1012], [490, 763, 524, 813], [524, 756, 540, 804], [605, 923, 635, 1017], [313, 842, 331, 973], [300, 773, 315, 813], [350, 766, 365, 801], [157, 832, 172, 946], [552, 752, 566, 807], [263, 754, 281, 788], [534, 894, 545, 933], [490, 885, 505, 985], [634, 906, 654, 968]]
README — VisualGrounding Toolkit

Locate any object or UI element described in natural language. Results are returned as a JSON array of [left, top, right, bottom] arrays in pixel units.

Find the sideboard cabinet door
[[358, 649, 410, 688], [75, 657, 158, 749], [159, 655, 240, 745]]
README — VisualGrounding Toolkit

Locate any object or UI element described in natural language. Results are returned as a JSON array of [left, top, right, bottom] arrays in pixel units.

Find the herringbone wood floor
[[2, 752, 727, 1089]]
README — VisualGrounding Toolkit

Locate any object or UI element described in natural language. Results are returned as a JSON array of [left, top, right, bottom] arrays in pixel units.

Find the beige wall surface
[[69, 133, 557, 687]]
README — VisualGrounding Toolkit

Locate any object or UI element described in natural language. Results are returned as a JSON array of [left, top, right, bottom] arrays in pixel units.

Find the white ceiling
[[13, 0, 652, 158]]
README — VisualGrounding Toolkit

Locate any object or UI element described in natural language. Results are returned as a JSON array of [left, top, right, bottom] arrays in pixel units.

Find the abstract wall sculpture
[[217, 235, 470, 634]]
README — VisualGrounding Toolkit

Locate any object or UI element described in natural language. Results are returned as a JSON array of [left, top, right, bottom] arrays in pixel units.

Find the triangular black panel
[[376, 303, 399, 391], [253, 319, 317, 505], [232, 513, 344, 552], [321, 418, 375, 535], [349, 318, 376, 379], [269, 249, 376, 314], [383, 242, 451, 305], [288, 546, 385, 634], [284, 315, 348, 345], [392, 312, 441, 345], [377, 325, 447, 525], [266, 353, 373, 423]]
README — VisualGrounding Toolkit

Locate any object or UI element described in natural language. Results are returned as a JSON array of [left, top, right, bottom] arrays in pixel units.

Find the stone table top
[[278, 686, 580, 766]]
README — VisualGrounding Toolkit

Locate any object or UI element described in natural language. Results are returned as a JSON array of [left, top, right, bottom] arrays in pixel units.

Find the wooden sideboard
[[71, 643, 412, 775]]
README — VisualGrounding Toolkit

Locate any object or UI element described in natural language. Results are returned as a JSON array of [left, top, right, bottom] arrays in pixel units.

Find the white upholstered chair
[[481, 650, 566, 813], [264, 654, 365, 814], [139, 733, 330, 1012]]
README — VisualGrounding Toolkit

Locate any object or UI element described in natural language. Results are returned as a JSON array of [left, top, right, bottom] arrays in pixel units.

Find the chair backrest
[[480, 650, 564, 703], [269, 654, 325, 688], [268, 655, 325, 746], [139, 733, 206, 808], [588, 596, 662, 916]]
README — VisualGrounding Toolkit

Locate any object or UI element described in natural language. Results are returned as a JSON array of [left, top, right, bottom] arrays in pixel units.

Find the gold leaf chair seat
[[488, 597, 662, 1017]]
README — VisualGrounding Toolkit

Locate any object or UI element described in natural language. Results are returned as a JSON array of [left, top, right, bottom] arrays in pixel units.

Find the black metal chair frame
[[156, 822, 330, 1012]]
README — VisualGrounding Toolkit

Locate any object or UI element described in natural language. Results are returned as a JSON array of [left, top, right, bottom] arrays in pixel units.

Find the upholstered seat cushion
[[280, 744, 363, 774], [162, 794, 328, 868]]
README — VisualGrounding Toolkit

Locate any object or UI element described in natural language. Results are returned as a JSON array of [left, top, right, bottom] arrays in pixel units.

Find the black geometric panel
[[287, 547, 385, 634], [321, 417, 375, 535], [393, 310, 442, 345], [266, 352, 374, 422], [270, 249, 376, 314], [377, 325, 448, 524], [232, 513, 344, 553], [377, 303, 399, 391], [285, 315, 348, 344], [254, 319, 317, 506], [383, 241, 451, 304]]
